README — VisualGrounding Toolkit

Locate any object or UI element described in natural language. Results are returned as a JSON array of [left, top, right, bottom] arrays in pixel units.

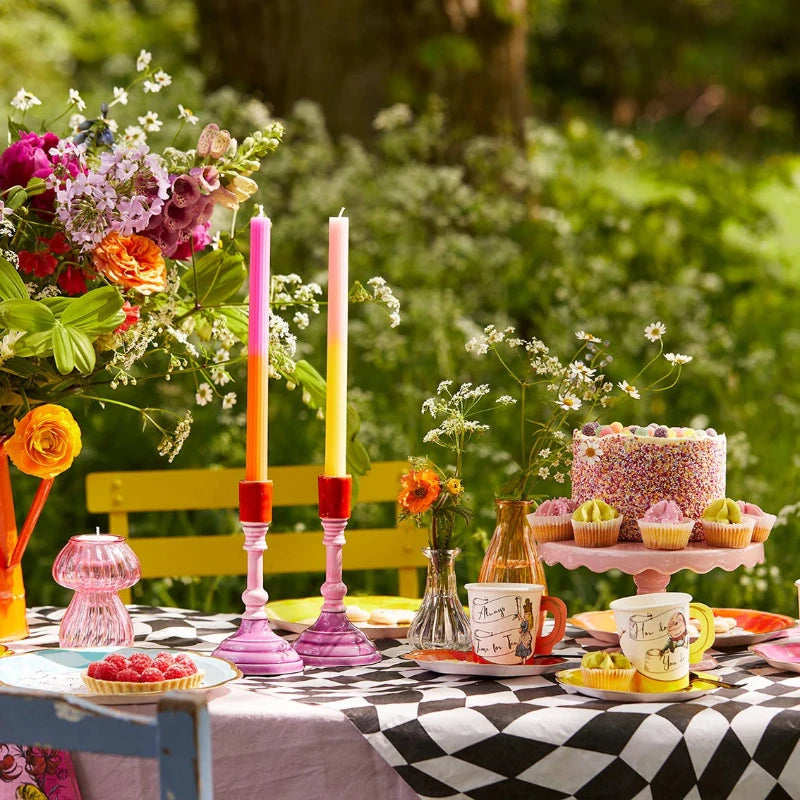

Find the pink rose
[[0, 132, 79, 213]]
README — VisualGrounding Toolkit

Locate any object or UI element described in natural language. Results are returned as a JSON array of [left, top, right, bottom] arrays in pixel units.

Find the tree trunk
[[194, 0, 528, 141]]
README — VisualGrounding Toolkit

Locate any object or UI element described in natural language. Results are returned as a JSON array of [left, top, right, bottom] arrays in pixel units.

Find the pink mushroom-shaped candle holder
[[52, 533, 141, 648]]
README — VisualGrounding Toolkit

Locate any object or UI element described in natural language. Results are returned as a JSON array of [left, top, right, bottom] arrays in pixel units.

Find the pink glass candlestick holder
[[293, 476, 381, 667], [212, 481, 304, 676], [52, 533, 141, 648]]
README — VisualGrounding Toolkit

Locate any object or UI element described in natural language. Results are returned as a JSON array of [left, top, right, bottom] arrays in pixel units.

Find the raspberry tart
[[82, 651, 204, 694]]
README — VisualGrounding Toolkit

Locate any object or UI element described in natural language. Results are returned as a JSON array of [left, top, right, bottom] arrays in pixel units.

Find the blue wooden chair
[[0, 686, 212, 799]]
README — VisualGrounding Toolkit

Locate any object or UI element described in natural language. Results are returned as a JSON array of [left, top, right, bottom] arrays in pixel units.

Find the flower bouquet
[[0, 52, 289, 637]]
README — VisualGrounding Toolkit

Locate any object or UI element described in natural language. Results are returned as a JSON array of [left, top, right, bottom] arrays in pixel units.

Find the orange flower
[[92, 231, 167, 295], [398, 468, 441, 514], [4, 405, 82, 478]]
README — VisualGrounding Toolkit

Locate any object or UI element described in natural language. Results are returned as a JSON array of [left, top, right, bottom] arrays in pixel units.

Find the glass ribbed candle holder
[[52, 534, 141, 648]]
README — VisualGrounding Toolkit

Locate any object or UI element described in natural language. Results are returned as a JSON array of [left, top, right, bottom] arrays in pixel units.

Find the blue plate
[[0, 647, 241, 705]]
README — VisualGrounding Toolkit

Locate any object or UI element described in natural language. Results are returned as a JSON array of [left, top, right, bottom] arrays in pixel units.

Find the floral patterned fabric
[[0, 746, 81, 800]]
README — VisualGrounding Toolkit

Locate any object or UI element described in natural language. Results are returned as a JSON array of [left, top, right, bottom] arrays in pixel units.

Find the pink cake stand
[[538, 541, 765, 594]]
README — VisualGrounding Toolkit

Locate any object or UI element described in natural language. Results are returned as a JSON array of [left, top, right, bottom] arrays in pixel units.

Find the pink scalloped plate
[[750, 638, 800, 672]]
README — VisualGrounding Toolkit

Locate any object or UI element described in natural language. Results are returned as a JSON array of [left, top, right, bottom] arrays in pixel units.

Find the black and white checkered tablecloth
[[26, 606, 800, 799]]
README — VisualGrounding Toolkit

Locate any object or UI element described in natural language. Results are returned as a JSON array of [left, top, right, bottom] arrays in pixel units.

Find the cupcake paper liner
[[581, 666, 636, 692], [751, 513, 777, 543], [701, 517, 755, 549], [637, 519, 695, 551], [530, 513, 574, 542], [572, 516, 623, 548], [82, 670, 204, 694]]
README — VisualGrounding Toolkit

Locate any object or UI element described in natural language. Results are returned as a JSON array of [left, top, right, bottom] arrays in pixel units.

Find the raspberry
[[140, 667, 166, 683], [128, 653, 154, 674], [174, 654, 197, 673], [117, 668, 141, 683], [163, 665, 190, 680], [103, 653, 128, 670], [153, 652, 176, 670], [87, 661, 103, 678]]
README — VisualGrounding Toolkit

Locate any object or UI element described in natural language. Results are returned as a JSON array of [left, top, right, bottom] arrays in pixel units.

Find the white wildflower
[[10, 88, 41, 111], [665, 352, 693, 365], [195, 383, 213, 406], [577, 441, 603, 464], [293, 311, 310, 329], [497, 395, 516, 405], [644, 321, 667, 342], [222, 392, 237, 410], [136, 49, 152, 72], [556, 393, 582, 411], [113, 86, 129, 105], [137, 111, 162, 132], [618, 380, 641, 399], [68, 89, 86, 111], [575, 330, 601, 343], [178, 104, 199, 125]]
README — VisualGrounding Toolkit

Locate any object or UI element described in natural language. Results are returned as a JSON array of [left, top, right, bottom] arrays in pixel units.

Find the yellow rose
[[4, 405, 82, 479]]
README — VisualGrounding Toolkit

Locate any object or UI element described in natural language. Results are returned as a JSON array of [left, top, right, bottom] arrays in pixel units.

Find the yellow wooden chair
[[85, 460, 427, 603]]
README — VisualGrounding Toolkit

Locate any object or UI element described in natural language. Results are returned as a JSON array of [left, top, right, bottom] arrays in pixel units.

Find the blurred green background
[[3, 0, 799, 617]]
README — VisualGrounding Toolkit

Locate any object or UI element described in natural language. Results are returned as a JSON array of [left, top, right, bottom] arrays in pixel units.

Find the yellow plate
[[266, 596, 421, 639], [556, 668, 720, 703], [0, 645, 11, 658], [568, 610, 619, 642]]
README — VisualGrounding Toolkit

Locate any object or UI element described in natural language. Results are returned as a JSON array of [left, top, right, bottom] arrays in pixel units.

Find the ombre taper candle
[[324, 211, 349, 477], [245, 215, 271, 482]]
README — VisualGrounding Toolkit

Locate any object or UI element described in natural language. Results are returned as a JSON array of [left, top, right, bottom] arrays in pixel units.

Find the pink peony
[[0, 132, 79, 213]]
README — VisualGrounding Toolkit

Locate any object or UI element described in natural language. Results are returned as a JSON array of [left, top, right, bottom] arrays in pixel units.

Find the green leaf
[[3, 186, 27, 210], [7, 119, 31, 141], [180, 249, 247, 306], [291, 359, 326, 408], [0, 258, 28, 301], [60, 286, 125, 333], [0, 298, 55, 332], [217, 306, 249, 342], [51, 323, 96, 374], [23, 177, 46, 197], [13, 330, 54, 358]]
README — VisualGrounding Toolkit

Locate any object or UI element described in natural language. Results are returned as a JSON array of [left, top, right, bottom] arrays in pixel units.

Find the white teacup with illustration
[[464, 583, 566, 665], [610, 592, 715, 691]]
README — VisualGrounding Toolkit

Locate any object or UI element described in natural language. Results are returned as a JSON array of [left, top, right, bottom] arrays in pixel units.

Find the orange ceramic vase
[[0, 450, 29, 642]]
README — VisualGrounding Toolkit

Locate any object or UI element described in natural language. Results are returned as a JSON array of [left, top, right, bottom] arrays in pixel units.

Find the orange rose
[[92, 231, 167, 295], [398, 468, 441, 514], [4, 405, 82, 478]]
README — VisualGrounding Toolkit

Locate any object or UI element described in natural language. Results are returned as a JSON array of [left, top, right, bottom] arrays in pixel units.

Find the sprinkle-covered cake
[[571, 422, 726, 542]]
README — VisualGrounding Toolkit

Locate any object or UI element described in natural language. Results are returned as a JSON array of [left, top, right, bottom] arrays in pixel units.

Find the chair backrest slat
[[86, 460, 426, 599], [0, 686, 212, 800]]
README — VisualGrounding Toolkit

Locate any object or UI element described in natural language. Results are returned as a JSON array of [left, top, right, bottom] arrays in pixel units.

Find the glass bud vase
[[479, 500, 548, 591], [52, 534, 141, 648], [407, 547, 471, 651]]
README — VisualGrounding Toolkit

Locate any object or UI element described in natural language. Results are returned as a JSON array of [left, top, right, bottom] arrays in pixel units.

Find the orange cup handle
[[534, 595, 567, 655]]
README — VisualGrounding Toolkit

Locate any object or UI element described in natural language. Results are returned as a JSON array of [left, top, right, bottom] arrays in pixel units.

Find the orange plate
[[711, 608, 796, 635]]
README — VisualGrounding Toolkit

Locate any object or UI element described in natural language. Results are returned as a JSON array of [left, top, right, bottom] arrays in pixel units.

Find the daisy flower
[[10, 88, 41, 111], [113, 86, 129, 106], [665, 353, 693, 365], [577, 441, 604, 464], [618, 380, 641, 399], [137, 111, 162, 132], [556, 393, 582, 411], [644, 321, 667, 342], [195, 383, 213, 406], [178, 104, 199, 125], [575, 330, 601, 343], [68, 89, 86, 111]]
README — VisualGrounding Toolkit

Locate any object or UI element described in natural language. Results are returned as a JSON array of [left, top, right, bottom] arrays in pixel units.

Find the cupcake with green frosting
[[701, 498, 755, 548], [571, 499, 623, 548], [580, 650, 636, 691]]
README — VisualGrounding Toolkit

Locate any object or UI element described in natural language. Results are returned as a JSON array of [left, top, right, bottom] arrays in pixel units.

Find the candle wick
[[338, 207, 345, 217]]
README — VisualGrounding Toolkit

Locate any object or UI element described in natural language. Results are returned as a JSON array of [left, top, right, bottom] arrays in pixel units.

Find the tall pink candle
[[245, 216, 271, 482], [324, 212, 349, 477]]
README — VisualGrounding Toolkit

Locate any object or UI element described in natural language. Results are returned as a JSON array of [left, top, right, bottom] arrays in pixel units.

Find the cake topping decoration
[[573, 498, 618, 522], [736, 501, 764, 516], [642, 500, 684, 524], [535, 498, 574, 516], [582, 422, 600, 436], [581, 651, 633, 670], [702, 498, 741, 524]]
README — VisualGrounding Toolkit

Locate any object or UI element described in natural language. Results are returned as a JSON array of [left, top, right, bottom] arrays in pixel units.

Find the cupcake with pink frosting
[[527, 498, 577, 542], [637, 500, 695, 550], [736, 501, 776, 543]]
